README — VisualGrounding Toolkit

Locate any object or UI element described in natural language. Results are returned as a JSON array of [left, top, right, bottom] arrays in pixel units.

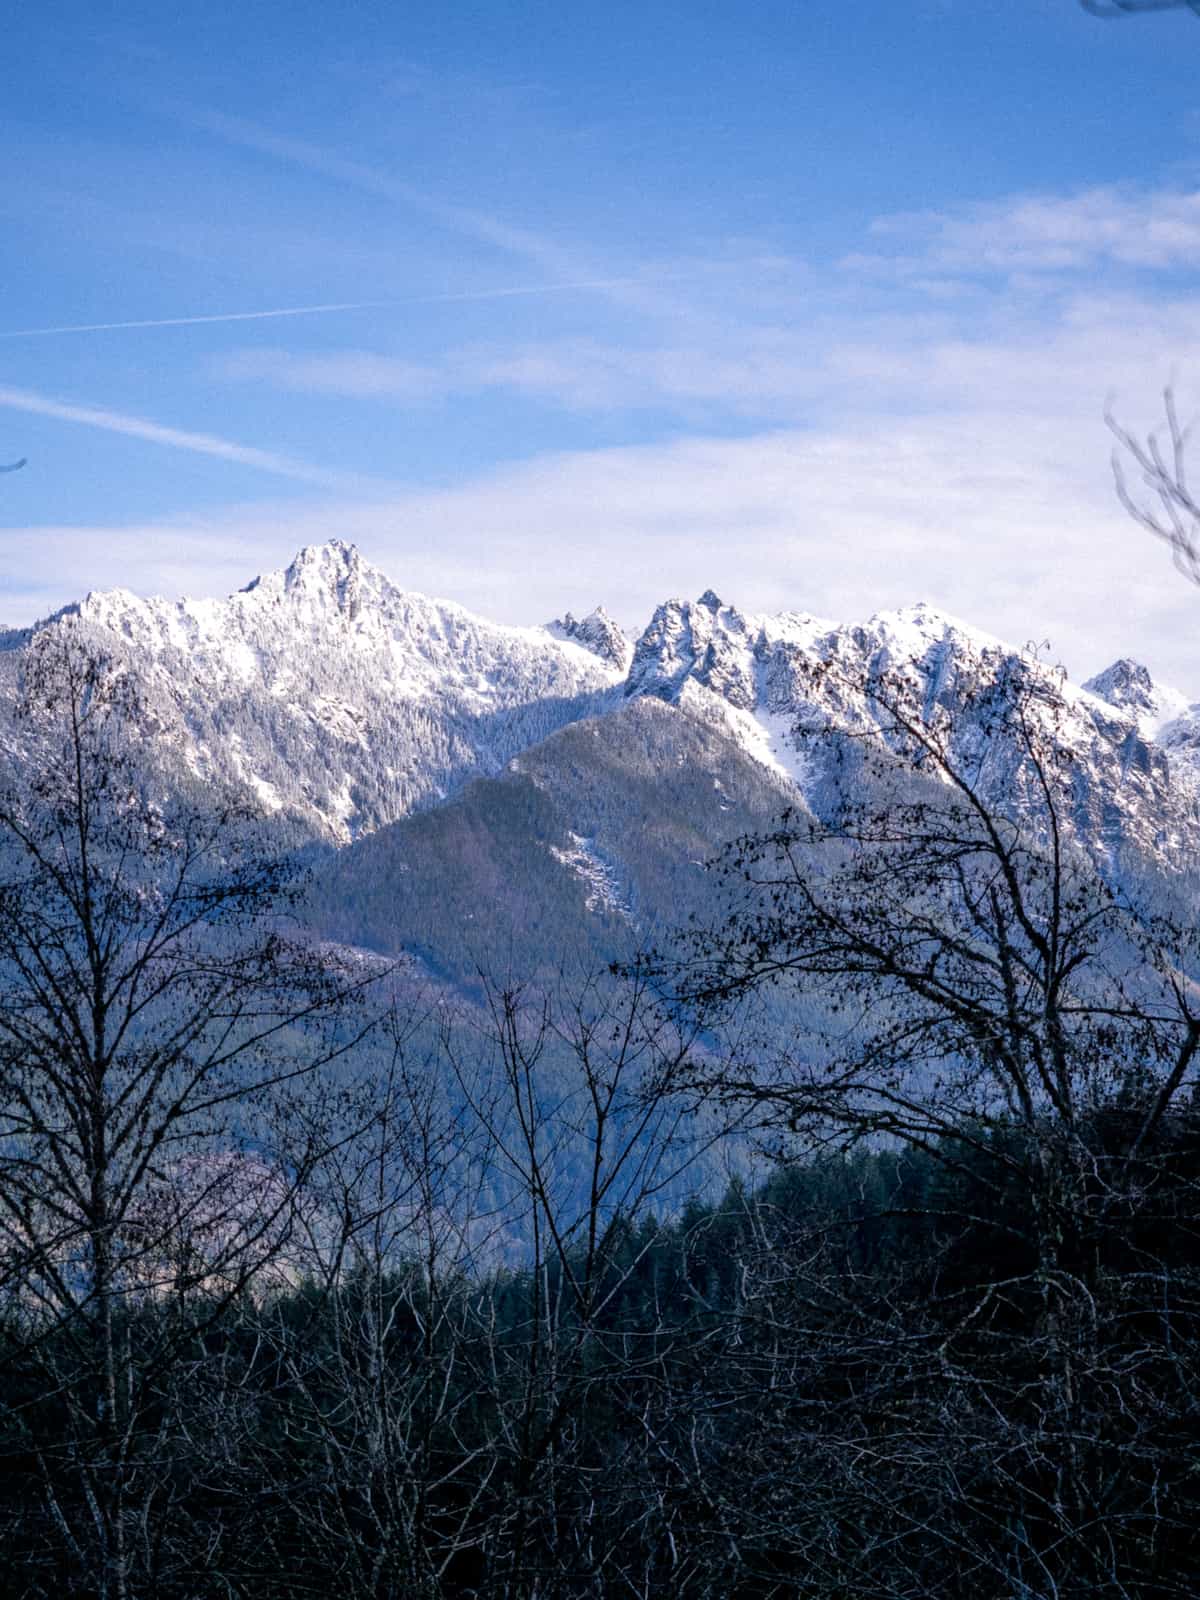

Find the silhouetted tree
[[1083, 0, 1200, 17], [1108, 387, 1200, 586], [674, 649, 1200, 1594], [0, 626, 378, 1598]]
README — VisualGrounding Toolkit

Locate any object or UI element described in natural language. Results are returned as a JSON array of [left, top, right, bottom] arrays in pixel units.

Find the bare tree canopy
[[0, 629, 383, 1598], [1083, 0, 1200, 16], [1107, 388, 1200, 586]]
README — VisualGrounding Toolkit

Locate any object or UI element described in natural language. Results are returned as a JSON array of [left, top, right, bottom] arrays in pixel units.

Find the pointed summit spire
[[549, 606, 632, 672]]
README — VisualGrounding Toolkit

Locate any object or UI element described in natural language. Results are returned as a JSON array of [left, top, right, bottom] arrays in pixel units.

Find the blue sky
[[6, 0, 1200, 680]]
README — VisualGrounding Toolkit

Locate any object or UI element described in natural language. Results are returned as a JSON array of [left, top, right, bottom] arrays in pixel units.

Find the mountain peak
[[288, 539, 361, 594], [549, 607, 632, 672], [1082, 656, 1190, 741], [236, 541, 375, 622], [1084, 657, 1155, 711], [294, 538, 359, 566], [875, 601, 979, 637]]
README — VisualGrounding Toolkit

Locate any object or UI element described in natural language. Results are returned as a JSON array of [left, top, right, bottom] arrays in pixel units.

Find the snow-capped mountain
[[2, 540, 1196, 878], [1082, 657, 1191, 741], [2, 542, 622, 842], [623, 590, 1198, 869], [1083, 657, 1200, 799]]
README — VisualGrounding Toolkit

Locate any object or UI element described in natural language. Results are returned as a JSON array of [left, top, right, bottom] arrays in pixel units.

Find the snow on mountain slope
[[548, 606, 633, 673], [1084, 657, 1200, 798], [4, 541, 1197, 874], [624, 593, 1200, 871], [17, 542, 623, 842], [1153, 711, 1200, 797], [1083, 658, 1192, 742]]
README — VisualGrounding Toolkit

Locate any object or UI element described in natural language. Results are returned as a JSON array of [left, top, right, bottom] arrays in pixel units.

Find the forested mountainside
[[308, 696, 794, 988]]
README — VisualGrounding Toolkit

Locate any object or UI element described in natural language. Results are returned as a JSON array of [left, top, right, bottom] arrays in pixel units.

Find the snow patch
[[248, 774, 283, 813], [748, 706, 814, 791], [548, 833, 630, 919]]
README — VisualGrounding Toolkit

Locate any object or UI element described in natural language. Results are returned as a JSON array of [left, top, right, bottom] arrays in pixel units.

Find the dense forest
[[3, 1121, 1198, 1599]]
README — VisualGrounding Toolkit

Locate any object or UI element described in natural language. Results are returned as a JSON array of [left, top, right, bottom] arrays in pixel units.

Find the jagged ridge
[[4, 542, 1197, 873]]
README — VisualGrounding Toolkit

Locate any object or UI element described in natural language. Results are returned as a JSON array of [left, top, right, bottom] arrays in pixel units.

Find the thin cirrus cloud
[[217, 341, 683, 411], [202, 181, 1200, 427], [213, 294, 1200, 428], [216, 335, 836, 416], [0, 384, 355, 488]]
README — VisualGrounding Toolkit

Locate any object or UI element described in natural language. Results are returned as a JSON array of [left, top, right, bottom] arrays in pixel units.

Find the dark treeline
[[2, 1110, 1198, 1598]]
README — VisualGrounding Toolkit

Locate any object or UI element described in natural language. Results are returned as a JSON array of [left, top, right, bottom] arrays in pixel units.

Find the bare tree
[[451, 968, 711, 1598], [0, 625, 380, 1598], [183, 965, 727, 1599], [671, 651, 1200, 1594], [236, 1009, 506, 1599], [1107, 387, 1200, 586], [1083, 1, 1200, 17]]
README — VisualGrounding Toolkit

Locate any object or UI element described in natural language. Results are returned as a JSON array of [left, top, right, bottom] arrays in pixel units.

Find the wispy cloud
[[0, 385, 352, 487], [219, 348, 453, 401], [851, 184, 1200, 277], [216, 334, 830, 416], [213, 288, 1200, 430]]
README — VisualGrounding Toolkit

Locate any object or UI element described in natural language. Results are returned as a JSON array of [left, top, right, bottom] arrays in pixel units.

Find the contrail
[[0, 384, 352, 487], [183, 108, 687, 321], [0, 278, 671, 342]]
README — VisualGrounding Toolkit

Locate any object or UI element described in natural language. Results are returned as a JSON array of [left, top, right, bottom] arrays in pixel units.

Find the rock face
[[549, 607, 632, 673], [1084, 657, 1200, 799], [2, 544, 1197, 876], [1083, 657, 1191, 738]]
